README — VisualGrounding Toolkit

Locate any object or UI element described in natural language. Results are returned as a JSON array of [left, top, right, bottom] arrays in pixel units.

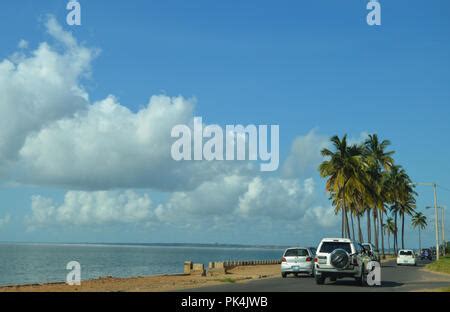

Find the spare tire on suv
[[330, 248, 350, 269]]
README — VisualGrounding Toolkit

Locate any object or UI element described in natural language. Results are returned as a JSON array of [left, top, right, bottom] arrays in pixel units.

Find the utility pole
[[433, 183, 440, 259], [437, 205, 446, 256], [414, 182, 440, 260], [443, 206, 446, 256], [426, 205, 447, 256]]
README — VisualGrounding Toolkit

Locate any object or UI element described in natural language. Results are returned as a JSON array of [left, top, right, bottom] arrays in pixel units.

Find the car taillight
[[306, 257, 312, 262], [282, 257, 287, 262]]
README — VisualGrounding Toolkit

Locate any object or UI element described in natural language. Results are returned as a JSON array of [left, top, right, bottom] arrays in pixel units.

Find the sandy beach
[[0, 264, 281, 292]]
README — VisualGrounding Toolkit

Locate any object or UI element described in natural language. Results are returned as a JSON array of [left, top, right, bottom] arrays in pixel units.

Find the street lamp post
[[413, 182, 440, 260]]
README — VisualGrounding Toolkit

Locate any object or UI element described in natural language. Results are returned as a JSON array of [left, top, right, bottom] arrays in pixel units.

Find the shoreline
[[0, 264, 281, 292]]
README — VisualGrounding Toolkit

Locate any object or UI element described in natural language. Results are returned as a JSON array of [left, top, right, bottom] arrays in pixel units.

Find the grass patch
[[426, 256, 450, 275]]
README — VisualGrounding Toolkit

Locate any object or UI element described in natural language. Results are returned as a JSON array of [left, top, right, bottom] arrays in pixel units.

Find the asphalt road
[[185, 260, 450, 292]]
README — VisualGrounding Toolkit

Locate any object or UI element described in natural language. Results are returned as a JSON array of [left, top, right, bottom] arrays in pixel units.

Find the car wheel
[[315, 274, 325, 285], [281, 272, 287, 278], [329, 276, 337, 282]]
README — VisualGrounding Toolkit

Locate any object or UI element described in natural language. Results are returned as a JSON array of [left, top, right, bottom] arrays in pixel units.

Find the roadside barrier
[[184, 259, 281, 276]]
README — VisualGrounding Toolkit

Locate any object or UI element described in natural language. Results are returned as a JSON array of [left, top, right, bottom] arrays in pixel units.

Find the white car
[[397, 249, 417, 266], [314, 238, 372, 286], [281, 247, 316, 278]]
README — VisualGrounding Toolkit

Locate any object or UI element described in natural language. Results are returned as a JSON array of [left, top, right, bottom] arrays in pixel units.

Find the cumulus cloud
[[17, 95, 225, 191], [25, 172, 338, 233], [0, 17, 340, 236], [26, 190, 152, 229], [18, 40, 28, 49], [0, 18, 248, 191], [0, 214, 11, 229], [0, 16, 93, 169], [155, 174, 336, 230], [282, 129, 330, 178]]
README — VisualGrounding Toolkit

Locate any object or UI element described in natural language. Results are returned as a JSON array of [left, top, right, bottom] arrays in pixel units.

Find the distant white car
[[397, 249, 417, 266], [281, 247, 316, 278]]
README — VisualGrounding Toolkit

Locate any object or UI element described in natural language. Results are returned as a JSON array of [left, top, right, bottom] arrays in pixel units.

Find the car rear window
[[319, 242, 352, 254], [284, 249, 308, 257], [400, 250, 413, 256]]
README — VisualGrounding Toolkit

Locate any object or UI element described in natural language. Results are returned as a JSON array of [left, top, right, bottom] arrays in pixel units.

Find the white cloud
[[18, 40, 28, 49], [27, 190, 152, 228], [347, 131, 370, 146], [237, 177, 315, 219], [155, 174, 248, 222], [303, 205, 339, 228], [282, 129, 330, 178], [25, 172, 338, 234], [0, 16, 93, 169], [0, 214, 11, 229], [0, 17, 340, 236], [0, 18, 245, 191], [17, 95, 217, 191], [155, 174, 336, 231]]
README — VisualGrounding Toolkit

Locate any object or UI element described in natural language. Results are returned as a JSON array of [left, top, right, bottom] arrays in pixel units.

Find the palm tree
[[319, 134, 416, 251], [385, 217, 396, 255], [389, 204, 400, 254], [412, 212, 427, 252], [319, 135, 365, 239], [399, 194, 416, 249], [385, 165, 416, 251], [364, 134, 395, 259]]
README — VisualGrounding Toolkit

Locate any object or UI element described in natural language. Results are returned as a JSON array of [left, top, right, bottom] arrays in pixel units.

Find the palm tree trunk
[[350, 213, 355, 241], [418, 228, 421, 252], [345, 209, 351, 239], [387, 231, 391, 256], [373, 210, 379, 252], [343, 182, 350, 239], [380, 212, 385, 259], [402, 214, 405, 250], [357, 214, 363, 242], [341, 210, 344, 238], [394, 211, 398, 255], [367, 209, 371, 243]]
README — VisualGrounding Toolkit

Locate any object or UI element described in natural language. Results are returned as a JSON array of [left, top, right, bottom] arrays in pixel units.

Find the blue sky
[[0, 0, 449, 248]]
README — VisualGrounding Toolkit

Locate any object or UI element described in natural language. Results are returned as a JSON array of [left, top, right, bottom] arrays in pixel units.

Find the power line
[[438, 185, 450, 193]]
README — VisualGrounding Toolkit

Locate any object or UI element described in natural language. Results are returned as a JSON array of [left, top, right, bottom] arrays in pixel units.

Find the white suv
[[314, 238, 373, 286]]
